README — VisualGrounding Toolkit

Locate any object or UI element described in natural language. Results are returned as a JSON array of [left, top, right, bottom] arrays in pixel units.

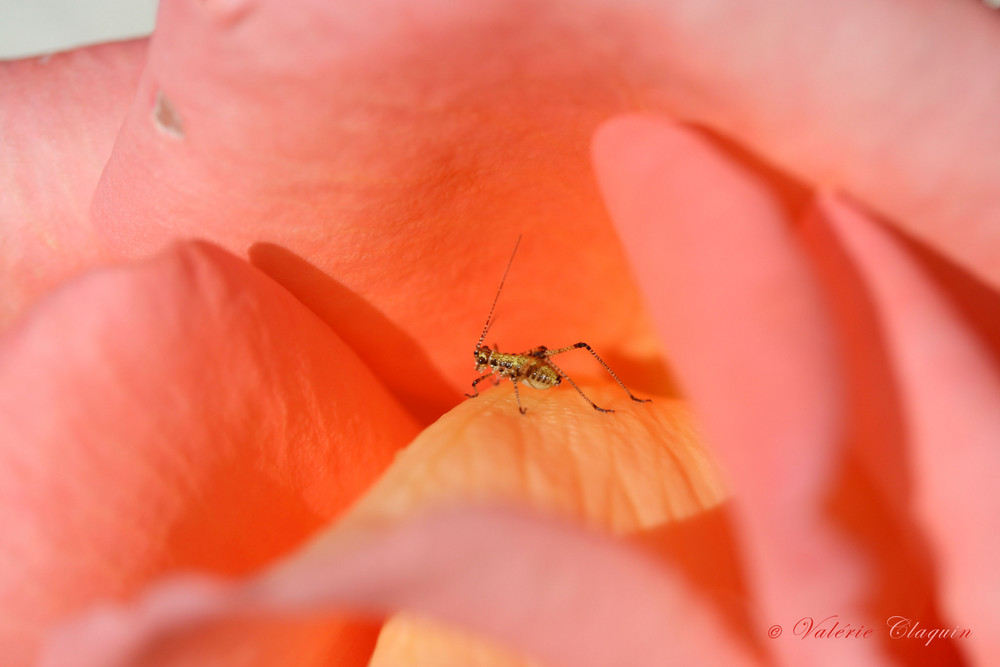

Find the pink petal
[[0, 40, 146, 327], [0, 241, 418, 664], [794, 199, 962, 666], [618, 0, 1000, 291], [592, 114, 885, 666], [40, 507, 755, 667], [822, 194, 1000, 665]]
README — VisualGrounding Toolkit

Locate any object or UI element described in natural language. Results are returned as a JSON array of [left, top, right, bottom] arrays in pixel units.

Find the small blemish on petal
[[153, 90, 185, 139]]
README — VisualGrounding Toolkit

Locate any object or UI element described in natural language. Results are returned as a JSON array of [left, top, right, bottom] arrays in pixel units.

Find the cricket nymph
[[465, 235, 651, 415], [473, 347, 561, 391]]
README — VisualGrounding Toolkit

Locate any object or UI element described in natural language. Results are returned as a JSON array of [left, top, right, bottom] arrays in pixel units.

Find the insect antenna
[[475, 234, 522, 351]]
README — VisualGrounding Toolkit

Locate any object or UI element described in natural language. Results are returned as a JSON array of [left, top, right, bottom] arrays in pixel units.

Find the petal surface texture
[[0, 242, 417, 664]]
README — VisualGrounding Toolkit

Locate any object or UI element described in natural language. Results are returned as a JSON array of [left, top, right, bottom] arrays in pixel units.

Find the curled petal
[[593, 114, 885, 666], [623, 0, 1000, 290], [0, 241, 417, 664], [41, 507, 756, 667], [822, 194, 1000, 665], [328, 380, 740, 664]]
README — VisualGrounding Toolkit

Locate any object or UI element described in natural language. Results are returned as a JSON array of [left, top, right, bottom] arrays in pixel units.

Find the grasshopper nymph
[[465, 236, 651, 415]]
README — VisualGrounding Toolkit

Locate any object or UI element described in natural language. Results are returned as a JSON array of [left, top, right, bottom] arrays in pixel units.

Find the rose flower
[[1, 1, 998, 666]]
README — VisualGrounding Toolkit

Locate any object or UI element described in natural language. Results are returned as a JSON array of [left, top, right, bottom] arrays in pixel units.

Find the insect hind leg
[[544, 359, 614, 413], [544, 342, 651, 404], [518, 345, 549, 358]]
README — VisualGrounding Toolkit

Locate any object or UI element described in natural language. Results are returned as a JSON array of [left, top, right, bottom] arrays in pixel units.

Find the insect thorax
[[474, 347, 561, 391]]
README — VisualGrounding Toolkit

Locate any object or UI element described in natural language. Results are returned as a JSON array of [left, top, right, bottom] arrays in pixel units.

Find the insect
[[465, 235, 651, 415]]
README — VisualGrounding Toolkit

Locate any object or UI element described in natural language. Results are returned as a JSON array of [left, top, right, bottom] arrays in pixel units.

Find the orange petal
[[338, 382, 742, 665], [35, 362, 740, 666], [370, 615, 542, 667], [0, 241, 417, 664], [84, 1, 1000, 424], [0, 40, 146, 328], [90, 0, 675, 419], [337, 384, 724, 534]]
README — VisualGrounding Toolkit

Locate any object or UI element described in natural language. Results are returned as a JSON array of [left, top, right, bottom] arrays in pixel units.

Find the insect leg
[[518, 345, 549, 358], [544, 359, 614, 413], [544, 342, 651, 404], [512, 380, 528, 415], [465, 373, 495, 399]]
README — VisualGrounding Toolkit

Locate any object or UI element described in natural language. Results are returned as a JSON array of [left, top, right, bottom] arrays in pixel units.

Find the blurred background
[[0, 0, 157, 59]]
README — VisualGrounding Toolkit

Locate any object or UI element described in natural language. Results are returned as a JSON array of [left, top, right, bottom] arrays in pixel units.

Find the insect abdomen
[[522, 362, 560, 390]]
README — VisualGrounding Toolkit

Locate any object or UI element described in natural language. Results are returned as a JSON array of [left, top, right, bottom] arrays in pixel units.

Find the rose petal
[[796, 201, 963, 666], [338, 385, 726, 534], [41, 507, 756, 667], [370, 614, 543, 667], [593, 114, 886, 666], [90, 0, 677, 419], [334, 383, 742, 664], [822, 194, 1000, 665], [85, 1, 1000, 422], [0, 241, 417, 664], [0, 40, 146, 327], [621, 0, 1000, 290]]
